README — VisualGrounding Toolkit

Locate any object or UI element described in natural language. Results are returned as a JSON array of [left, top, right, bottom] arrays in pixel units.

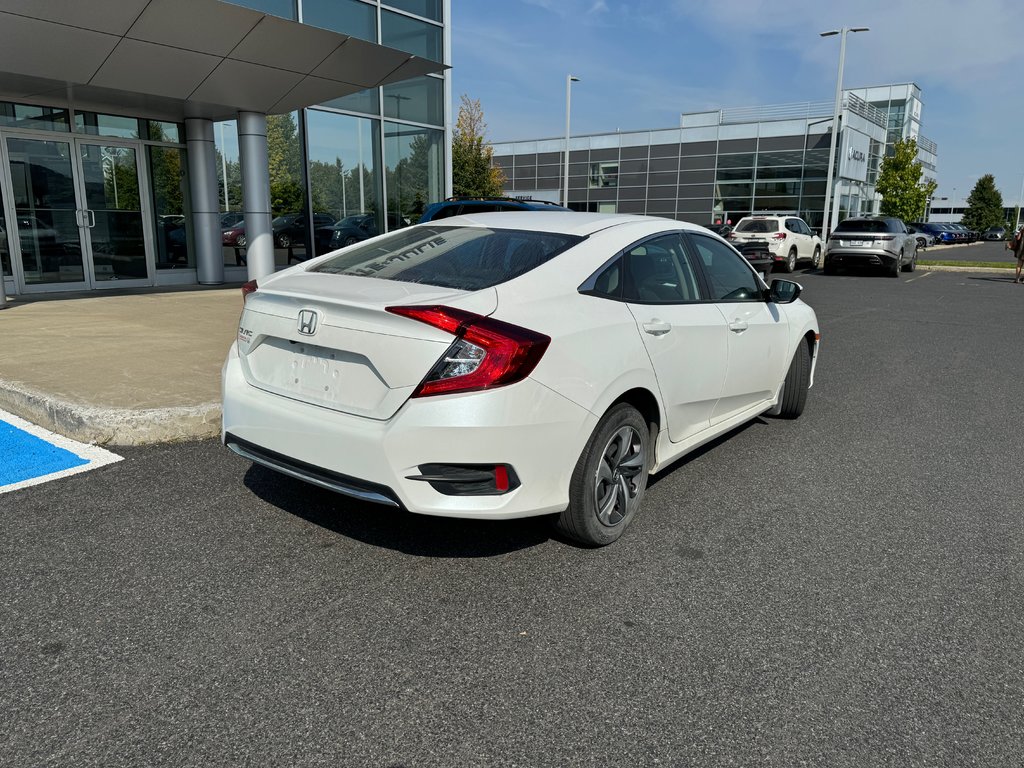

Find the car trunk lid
[[237, 273, 497, 420]]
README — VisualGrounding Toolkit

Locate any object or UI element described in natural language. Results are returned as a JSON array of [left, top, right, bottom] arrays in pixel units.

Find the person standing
[[1012, 227, 1024, 283]]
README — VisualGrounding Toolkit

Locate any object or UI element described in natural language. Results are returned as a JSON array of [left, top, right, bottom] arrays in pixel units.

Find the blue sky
[[451, 0, 1024, 205]]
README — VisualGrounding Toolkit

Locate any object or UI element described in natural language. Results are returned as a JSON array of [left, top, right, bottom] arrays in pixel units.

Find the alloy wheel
[[593, 425, 645, 527]]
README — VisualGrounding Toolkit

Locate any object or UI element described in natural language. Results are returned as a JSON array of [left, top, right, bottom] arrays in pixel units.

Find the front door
[[1, 134, 153, 292]]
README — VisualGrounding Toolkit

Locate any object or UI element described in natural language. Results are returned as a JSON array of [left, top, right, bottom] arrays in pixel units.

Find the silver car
[[823, 216, 918, 276]]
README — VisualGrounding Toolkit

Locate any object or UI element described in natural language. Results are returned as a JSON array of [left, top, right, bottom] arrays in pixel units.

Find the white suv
[[727, 215, 823, 273]]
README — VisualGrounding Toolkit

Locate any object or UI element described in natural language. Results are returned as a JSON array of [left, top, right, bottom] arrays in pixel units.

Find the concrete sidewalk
[[1, 287, 240, 445]]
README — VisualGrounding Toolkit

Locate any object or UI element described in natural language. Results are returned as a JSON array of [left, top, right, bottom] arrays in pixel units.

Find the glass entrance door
[[1, 134, 154, 292], [4, 136, 87, 289], [76, 141, 150, 285]]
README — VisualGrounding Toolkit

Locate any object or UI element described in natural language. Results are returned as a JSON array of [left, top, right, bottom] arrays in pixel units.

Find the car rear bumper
[[825, 248, 899, 267], [222, 343, 597, 519]]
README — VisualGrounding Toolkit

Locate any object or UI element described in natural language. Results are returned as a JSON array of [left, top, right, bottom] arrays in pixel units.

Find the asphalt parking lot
[[924, 239, 1019, 263], [3, 268, 1024, 767]]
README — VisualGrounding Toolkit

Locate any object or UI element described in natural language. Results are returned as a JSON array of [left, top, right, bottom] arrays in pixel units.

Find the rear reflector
[[386, 305, 550, 397], [407, 463, 520, 495]]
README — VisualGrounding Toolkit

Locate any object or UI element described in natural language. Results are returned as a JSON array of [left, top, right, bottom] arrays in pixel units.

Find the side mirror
[[768, 279, 801, 304]]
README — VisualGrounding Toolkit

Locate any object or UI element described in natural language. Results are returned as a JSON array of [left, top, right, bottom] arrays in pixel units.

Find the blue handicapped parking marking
[[0, 410, 122, 493]]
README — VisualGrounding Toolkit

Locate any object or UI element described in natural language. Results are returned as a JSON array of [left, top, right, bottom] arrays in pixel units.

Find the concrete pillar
[[185, 118, 224, 284], [0, 262, 8, 307], [238, 112, 274, 281]]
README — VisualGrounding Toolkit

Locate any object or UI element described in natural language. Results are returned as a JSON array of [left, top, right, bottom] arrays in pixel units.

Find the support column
[[238, 112, 273, 281], [185, 118, 224, 285]]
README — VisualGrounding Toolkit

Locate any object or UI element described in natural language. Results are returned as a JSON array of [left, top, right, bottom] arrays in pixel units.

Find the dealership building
[[0, 0, 451, 302], [491, 83, 937, 236]]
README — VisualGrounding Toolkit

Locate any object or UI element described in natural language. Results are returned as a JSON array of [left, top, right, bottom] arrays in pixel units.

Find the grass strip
[[918, 260, 1015, 269]]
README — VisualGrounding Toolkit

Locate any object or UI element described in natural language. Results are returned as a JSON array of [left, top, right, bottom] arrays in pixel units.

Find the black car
[[272, 213, 335, 248], [314, 214, 380, 254], [419, 196, 569, 222]]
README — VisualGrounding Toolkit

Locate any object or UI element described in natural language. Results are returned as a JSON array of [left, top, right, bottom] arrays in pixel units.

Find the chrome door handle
[[643, 320, 671, 336], [729, 319, 748, 333], [75, 209, 86, 228], [87, 209, 96, 228]]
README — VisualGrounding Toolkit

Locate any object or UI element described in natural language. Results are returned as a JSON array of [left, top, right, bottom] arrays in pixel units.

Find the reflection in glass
[[384, 0, 442, 22], [75, 112, 141, 139], [302, 0, 376, 41], [382, 10, 442, 61], [384, 121, 443, 228], [0, 184, 9, 277], [150, 146, 191, 269], [0, 102, 70, 132], [79, 143, 147, 280], [6, 137, 85, 285], [383, 76, 443, 127], [147, 121, 182, 143], [306, 109, 382, 254], [322, 88, 380, 116]]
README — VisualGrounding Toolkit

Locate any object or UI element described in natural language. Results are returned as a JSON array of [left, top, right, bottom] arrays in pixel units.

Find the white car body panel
[[222, 212, 820, 521]]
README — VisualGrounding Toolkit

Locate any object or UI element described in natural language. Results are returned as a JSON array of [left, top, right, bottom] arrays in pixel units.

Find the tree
[[876, 138, 936, 222], [960, 175, 1004, 231], [452, 95, 506, 198], [267, 113, 304, 216]]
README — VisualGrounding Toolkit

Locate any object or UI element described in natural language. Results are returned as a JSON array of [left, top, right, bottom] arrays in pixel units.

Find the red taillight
[[386, 305, 550, 397], [772, 232, 787, 240], [241, 279, 258, 303]]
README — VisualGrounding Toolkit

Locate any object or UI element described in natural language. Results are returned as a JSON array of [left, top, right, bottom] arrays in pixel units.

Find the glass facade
[[1, 0, 449, 294]]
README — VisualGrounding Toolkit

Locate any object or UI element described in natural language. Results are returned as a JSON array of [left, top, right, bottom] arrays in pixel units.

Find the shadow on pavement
[[968, 275, 1021, 284], [243, 463, 556, 557]]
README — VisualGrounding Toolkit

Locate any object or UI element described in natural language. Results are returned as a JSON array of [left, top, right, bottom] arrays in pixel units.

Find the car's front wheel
[[557, 403, 651, 547], [775, 342, 811, 419]]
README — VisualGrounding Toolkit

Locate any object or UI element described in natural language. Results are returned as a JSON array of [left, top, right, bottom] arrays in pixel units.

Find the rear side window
[[736, 219, 779, 233], [310, 225, 583, 291], [835, 219, 891, 233]]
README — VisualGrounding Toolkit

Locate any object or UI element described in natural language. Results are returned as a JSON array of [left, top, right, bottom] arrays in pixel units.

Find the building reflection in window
[[306, 109, 382, 255], [384, 121, 443, 229]]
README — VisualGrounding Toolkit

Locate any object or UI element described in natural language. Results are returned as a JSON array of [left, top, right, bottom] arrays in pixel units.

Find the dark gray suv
[[823, 216, 917, 277]]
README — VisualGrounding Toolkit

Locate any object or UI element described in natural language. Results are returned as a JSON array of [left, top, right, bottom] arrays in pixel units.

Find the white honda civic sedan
[[222, 212, 819, 546]]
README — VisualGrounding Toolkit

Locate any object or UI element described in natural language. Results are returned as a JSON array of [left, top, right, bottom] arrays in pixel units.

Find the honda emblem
[[297, 309, 318, 336]]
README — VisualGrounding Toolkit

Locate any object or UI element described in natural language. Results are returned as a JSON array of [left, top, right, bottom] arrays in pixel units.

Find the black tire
[[277, 234, 291, 248], [823, 260, 837, 275], [236, 234, 246, 247], [811, 246, 822, 269], [556, 403, 651, 547], [888, 252, 902, 277], [776, 342, 811, 419], [902, 251, 916, 272], [343, 236, 358, 247], [782, 247, 797, 273]]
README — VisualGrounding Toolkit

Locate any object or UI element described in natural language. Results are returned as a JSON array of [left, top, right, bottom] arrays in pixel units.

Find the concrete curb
[[0, 379, 221, 446], [917, 264, 1016, 274]]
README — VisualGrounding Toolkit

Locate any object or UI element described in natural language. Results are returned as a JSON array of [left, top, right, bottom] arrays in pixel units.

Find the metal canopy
[[0, 0, 446, 121]]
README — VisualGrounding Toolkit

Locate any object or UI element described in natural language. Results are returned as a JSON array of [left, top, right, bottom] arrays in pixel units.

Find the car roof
[[412, 211, 697, 237]]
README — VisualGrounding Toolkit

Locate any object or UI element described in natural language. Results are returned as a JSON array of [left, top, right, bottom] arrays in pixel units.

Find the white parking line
[[905, 271, 935, 283]]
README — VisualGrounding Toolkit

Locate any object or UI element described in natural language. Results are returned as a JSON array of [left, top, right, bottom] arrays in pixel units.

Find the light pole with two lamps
[[563, 74, 580, 208], [819, 26, 868, 240]]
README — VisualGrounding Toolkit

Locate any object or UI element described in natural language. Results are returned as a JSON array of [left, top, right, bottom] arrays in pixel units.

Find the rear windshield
[[735, 219, 779, 233], [310, 225, 583, 291], [834, 219, 891, 233]]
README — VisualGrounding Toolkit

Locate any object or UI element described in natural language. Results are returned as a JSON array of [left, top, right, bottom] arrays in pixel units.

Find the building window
[[381, 9, 442, 61], [384, 121, 443, 228], [589, 162, 618, 188], [0, 102, 69, 132], [383, 76, 443, 127], [306, 109, 382, 251], [75, 112, 141, 139], [321, 88, 381, 117], [302, 0, 376, 41], [384, 0, 442, 22], [149, 146, 191, 270]]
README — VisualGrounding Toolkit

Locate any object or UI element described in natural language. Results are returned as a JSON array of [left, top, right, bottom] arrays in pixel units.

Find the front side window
[[311, 225, 583, 291], [688, 234, 762, 302]]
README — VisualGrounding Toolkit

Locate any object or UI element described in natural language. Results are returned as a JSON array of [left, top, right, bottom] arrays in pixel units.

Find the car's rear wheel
[[902, 251, 916, 272], [888, 251, 902, 277], [783, 247, 797, 273], [775, 342, 811, 419], [557, 403, 650, 547], [811, 246, 822, 269]]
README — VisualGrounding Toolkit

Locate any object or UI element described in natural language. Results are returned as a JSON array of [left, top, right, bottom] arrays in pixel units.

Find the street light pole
[[819, 27, 868, 240], [563, 75, 580, 208]]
